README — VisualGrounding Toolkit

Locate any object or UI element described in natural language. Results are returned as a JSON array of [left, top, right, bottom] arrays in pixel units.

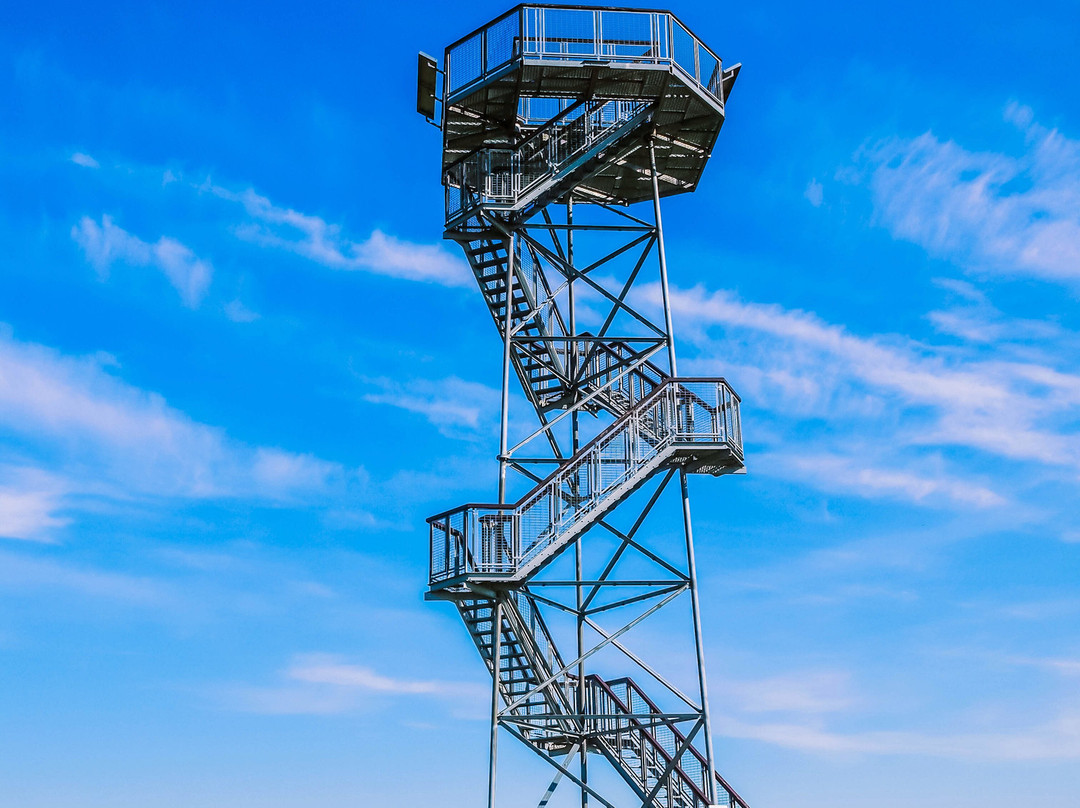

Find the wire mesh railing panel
[[698, 46, 720, 98], [518, 489, 554, 564], [598, 10, 659, 59], [485, 11, 519, 76], [531, 6, 597, 57], [672, 21, 697, 84], [448, 30, 484, 94]]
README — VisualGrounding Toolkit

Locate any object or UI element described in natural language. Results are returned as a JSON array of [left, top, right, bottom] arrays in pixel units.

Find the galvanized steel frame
[[423, 6, 747, 808]]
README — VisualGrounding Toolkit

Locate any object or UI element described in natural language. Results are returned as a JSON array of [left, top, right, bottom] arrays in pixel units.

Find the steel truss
[[422, 5, 745, 808]]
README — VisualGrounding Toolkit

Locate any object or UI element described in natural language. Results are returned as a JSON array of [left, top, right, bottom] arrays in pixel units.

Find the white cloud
[[804, 178, 824, 207], [223, 299, 260, 323], [287, 655, 481, 696], [627, 280, 1080, 511], [761, 452, 1004, 508], [0, 327, 351, 504], [859, 103, 1080, 283], [206, 183, 471, 286], [658, 283, 1080, 469], [220, 654, 487, 715], [0, 549, 164, 602], [718, 708, 1080, 761], [361, 375, 500, 435], [1006, 655, 1080, 677], [70, 152, 99, 168], [722, 670, 856, 714], [72, 214, 213, 307], [0, 480, 69, 543]]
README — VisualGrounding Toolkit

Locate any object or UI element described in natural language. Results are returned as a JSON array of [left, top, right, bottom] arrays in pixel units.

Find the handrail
[[445, 97, 650, 225], [444, 5, 726, 106], [428, 377, 742, 583], [589, 675, 750, 808]]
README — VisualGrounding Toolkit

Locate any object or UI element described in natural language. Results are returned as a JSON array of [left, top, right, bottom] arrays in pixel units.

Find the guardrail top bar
[[443, 3, 727, 102], [443, 3, 719, 54]]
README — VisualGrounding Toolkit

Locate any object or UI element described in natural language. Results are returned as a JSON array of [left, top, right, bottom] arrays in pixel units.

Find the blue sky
[[2, 1, 1080, 806]]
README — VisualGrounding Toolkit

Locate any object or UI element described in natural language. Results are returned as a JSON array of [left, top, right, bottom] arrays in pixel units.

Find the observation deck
[[440, 4, 740, 205]]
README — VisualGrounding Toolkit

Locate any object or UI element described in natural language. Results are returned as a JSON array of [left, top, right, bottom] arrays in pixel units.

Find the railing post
[[498, 233, 514, 504], [649, 138, 678, 377], [512, 510, 520, 568]]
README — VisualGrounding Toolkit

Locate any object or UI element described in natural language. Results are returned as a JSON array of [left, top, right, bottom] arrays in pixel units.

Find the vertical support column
[[568, 195, 589, 808], [488, 597, 504, 808], [567, 196, 579, 455], [498, 235, 515, 503], [649, 137, 678, 377], [680, 469, 718, 803], [575, 538, 589, 808]]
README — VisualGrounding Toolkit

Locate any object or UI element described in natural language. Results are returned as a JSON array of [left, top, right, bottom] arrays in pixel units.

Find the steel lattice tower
[[418, 6, 746, 807]]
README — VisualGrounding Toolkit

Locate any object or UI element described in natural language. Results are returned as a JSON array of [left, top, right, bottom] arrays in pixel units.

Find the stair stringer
[[456, 591, 583, 753]]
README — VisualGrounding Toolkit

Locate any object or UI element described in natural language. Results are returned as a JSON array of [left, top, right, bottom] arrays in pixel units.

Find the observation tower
[[418, 6, 747, 807]]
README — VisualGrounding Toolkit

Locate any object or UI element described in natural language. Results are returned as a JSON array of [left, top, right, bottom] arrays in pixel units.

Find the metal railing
[[463, 593, 578, 744], [429, 378, 742, 583], [504, 592, 578, 731], [589, 676, 750, 808], [445, 5, 726, 106], [445, 97, 649, 224]]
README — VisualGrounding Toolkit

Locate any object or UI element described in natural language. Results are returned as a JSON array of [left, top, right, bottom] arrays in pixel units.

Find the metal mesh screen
[[698, 47, 720, 98], [598, 10, 654, 58], [448, 31, 483, 93], [485, 11, 519, 74], [672, 21, 697, 83], [540, 7, 596, 56]]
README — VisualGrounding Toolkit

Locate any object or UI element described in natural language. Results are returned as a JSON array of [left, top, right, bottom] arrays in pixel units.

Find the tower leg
[[498, 236, 515, 502], [649, 138, 678, 377], [576, 537, 589, 808], [680, 470, 718, 803], [568, 196, 589, 808], [488, 598, 503, 808]]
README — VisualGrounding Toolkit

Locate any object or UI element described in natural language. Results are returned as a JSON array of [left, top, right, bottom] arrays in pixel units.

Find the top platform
[[439, 4, 739, 202]]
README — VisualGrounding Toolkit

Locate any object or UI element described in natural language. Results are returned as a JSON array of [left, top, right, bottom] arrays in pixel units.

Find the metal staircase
[[459, 594, 578, 748], [589, 677, 748, 808], [429, 377, 742, 586], [420, 6, 749, 807]]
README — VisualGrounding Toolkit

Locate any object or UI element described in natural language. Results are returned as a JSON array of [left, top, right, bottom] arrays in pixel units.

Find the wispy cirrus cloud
[[859, 103, 1080, 284], [223, 299, 260, 323], [1005, 655, 1080, 677], [0, 326, 355, 507], [70, 151, 100, 168], [204, 183, 471, 287], [717, 708, 1080, 760], [360, 375, 500, 435], [0, 469, 70, 543], [635, 280, 1080, 510], [721, 670, 857, 714], [718, 707, 1080, 760], [219, 654, 487, 715], [0, 549, 165, 602], [72, 214, 213, 307], [758, 451, 1004, 508]]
